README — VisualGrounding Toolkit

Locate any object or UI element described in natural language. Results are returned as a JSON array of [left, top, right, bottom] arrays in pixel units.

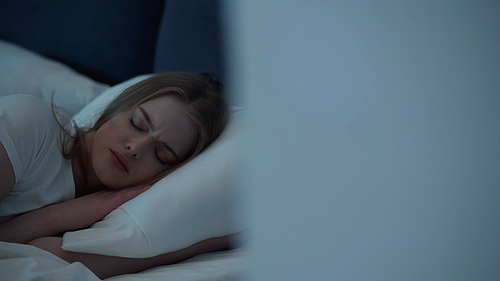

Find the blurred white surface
[[223, 0, 500, 280]]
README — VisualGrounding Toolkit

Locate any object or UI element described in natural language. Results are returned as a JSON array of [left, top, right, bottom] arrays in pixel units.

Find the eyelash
[[129, 117, 143, 132], [128, 117, 167, 165]]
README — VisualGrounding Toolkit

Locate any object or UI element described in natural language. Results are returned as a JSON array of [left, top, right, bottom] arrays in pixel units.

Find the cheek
[[101, 119, 122, 135], [96, 119, 129, 144], [136, 159, 168, 178]]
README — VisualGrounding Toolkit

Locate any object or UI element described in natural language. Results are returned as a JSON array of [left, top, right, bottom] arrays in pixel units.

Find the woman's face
[[89, 95, 198, 189]]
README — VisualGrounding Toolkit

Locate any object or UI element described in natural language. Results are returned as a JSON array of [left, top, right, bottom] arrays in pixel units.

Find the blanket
[[0, 242, 248, 281]]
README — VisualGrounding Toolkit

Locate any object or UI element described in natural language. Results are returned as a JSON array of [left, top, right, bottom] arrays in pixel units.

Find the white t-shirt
[[0, 95, 75, 223]]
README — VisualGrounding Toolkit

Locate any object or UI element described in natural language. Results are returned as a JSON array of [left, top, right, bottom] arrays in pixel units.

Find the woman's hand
[[0, 185, 150, 244], [51, 185, 151, 232]]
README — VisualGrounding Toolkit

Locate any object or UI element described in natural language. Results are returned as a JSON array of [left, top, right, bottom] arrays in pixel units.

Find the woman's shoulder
[[0, 95, 75, 154], [0, 94, 52, 115], [0, 94, 71, 129]]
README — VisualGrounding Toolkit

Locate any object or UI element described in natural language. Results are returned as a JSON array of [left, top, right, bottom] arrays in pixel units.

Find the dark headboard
[[0, 0, 223, 86]]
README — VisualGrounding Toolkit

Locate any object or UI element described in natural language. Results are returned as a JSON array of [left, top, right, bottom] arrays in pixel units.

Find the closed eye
[[130, 116, 171, 165], [129, 117, 144, 132], [155, 148, 168, 165]]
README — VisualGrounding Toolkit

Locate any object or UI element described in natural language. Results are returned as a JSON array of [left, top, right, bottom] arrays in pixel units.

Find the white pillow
[[0, 40, 109, 116], [62, 75, 246, 258]]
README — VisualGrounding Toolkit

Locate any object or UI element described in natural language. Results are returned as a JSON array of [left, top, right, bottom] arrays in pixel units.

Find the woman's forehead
[[137, 95, 188, 126], [135, 95, 198, 159]]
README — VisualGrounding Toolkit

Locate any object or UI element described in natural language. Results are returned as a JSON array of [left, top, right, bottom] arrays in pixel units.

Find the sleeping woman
[[0, 72, 233, 278]]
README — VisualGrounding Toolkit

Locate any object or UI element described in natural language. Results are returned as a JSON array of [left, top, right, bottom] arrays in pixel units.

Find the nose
[[125, 135, 152, 159]]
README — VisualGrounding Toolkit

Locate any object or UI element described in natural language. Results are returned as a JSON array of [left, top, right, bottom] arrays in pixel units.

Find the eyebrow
[[138, 106, 180, 161]]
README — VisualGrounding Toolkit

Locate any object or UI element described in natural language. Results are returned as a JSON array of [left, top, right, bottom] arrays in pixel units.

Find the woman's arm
[[28, 234, 236, 279], [0, 185, 150, 244], [0, 141, 16, 202]]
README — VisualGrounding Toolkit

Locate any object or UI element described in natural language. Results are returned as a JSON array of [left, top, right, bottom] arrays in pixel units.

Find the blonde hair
[[61, 72, 228, 187]]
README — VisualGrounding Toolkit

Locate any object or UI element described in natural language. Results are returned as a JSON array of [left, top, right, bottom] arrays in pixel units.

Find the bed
[[0, 1, 247, 280]]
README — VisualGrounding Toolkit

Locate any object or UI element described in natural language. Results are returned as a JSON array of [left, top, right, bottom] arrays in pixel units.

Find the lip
[[110, 149, 129, 173]]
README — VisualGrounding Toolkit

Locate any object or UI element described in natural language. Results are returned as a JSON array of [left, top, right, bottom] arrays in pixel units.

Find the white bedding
[[0, 241, 248, 281], [0, 241, 100, 281], [105, 249, 248, 281]]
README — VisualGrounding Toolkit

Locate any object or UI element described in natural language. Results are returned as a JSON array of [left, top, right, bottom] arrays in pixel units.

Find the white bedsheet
[[0, 241, 99, 281], [0, 241, 248, 281], [105, 249, 249, 281]]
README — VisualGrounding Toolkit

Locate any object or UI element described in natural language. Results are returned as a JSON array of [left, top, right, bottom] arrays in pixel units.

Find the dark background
[[0, 0, 224, 86]]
